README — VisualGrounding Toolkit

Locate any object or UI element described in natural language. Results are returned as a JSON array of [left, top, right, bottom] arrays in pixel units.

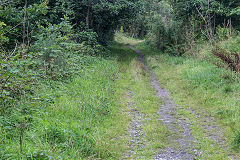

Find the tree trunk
[[22, 0, 27, 50], [86, 0, 91, 29]]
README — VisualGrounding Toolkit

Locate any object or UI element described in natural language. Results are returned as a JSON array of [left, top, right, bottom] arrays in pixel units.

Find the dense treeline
[[0, 0, 135, 159], [0, 0, 135, 109], [124, 0, 240, 56]]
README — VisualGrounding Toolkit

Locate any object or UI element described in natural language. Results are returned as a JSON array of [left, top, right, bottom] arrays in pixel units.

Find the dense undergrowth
[[0, 1, 135, 158], [0, 53, 121, 159]]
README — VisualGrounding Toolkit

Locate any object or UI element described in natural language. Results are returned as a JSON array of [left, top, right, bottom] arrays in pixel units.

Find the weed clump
[[233, 130, 240, 149]]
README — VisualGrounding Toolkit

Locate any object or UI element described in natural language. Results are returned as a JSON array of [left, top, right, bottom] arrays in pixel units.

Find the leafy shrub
[[0, 16, 78, 109], [75, 30, 103, 55], [0, 50, 36, 110], [216, 26, 229, 40], [30, 16, 74, 80], [0, 21, 9, 44], [221, 36, 240, 54]]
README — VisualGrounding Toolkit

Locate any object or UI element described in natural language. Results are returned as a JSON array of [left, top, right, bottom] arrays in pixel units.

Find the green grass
[[134, 40, 240, 159], [0, 54, 125, 159], [119, 57, 169, 159], [111, 39, 169, 159], [0, 35, 170, 159], [4, 32, 239, 159], [114, 32, 143, 45]]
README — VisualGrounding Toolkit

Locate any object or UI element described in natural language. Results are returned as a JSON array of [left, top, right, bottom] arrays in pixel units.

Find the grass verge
[[0, 52, 129, 159]]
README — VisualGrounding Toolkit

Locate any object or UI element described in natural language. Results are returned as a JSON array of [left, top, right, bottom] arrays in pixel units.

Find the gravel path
[[123, 91, 145, 159], [130, 45, 197, 160], [127, 45, 236, 160]]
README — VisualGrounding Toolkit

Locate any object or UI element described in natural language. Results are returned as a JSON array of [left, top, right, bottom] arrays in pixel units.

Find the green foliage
[[0, 0, 136, 158], [142, 1, 186, 55], [221, 36, 240, 53], [125, 0, 240, 56], [0, 51, 119, 159], [0, 1, 48, 47], [31, 16, 76, 80], [231, 6, 240, 16], [0, 21, 8, 44], [0, 52, 32, 109], [216, 26, 230, 40], [48, 0, 136, 45]]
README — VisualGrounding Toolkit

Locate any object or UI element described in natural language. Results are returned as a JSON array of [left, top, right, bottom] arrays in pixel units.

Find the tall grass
[[0, 55, 119, 159]]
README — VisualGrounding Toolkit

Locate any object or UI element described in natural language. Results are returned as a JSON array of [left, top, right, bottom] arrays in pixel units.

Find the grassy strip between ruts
[[126, 57, 170, 159], [134, 42, 240, 159], [112, 35, 170, 159]]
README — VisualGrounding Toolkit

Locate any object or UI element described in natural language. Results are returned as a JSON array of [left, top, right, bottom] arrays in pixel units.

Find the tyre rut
[[130, 45, 197, 160]]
